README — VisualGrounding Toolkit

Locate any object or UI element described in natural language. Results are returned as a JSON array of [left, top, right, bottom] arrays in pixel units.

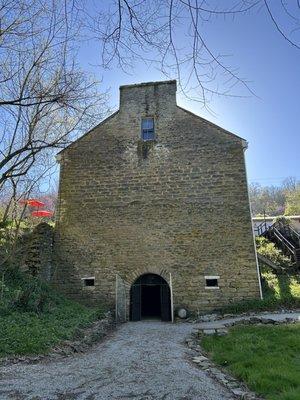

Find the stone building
[[53, 80, 262, 321]]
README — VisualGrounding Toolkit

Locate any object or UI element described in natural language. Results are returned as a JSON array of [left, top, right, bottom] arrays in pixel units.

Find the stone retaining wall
[[20, 222, 54, 281]]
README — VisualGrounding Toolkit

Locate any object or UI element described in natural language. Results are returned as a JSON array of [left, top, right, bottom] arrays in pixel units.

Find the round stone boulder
[[177, 308, 187, 319]]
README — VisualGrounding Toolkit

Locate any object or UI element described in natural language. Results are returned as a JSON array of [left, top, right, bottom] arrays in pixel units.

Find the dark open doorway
[[141, 284, 161, 318], [130, 274, 171, 321]]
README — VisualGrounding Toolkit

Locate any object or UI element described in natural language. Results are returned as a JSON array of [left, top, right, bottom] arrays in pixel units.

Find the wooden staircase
[[256, 220, 300, 267]]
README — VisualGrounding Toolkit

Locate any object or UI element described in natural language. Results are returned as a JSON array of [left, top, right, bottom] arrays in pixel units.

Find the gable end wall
[[53, 80, 261, 314]]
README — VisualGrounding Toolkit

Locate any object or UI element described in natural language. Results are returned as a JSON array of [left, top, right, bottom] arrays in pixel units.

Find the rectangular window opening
[[82, 277, 95, 287], [141, 117, 155, 141], [205, 275, 220, 289]]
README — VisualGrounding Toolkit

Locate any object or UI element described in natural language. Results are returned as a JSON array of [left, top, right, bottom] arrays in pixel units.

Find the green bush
[[255, 236, 291, 267], [220, 266, 300, 314], [0, 267, 55, 315]]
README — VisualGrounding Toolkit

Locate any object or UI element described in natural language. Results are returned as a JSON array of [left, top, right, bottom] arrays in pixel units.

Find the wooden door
[[131, 284, 141, 321], [161, 284, 171, 321], [115, 275, 127, 323]]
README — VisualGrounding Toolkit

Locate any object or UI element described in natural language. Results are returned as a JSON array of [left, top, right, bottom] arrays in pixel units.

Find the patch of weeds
[[219, 267, 300, 314], [0, 267, 105, 356]]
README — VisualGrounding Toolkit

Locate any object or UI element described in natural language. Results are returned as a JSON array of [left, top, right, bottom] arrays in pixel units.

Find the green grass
[[0, 268, 104, 356], [219, 268, 300, 314], [0, 300, 103, 356], [202, 324, 300, 400]]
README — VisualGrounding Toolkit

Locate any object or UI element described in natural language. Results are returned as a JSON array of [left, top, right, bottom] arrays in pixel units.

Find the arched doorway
[[130, 274, 171, 321]]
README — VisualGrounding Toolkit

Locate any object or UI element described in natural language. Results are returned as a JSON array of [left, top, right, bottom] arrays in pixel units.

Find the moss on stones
[[137, 140, 157, 159]]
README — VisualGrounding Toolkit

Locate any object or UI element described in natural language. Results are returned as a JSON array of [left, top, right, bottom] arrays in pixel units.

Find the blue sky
[[78, 2, 300, 187]]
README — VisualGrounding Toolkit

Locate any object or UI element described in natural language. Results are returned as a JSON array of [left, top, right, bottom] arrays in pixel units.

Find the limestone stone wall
[[53, 80, 261, 314], [20, 222, 54, 281]]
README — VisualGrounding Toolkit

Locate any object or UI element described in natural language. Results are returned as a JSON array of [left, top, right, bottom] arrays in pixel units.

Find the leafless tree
[[282, 176, 298, 193], [0, 0, 108, 215], [86, 0, 300, 108], [1, 0, 299, 223], [249, 176, 300, 216]]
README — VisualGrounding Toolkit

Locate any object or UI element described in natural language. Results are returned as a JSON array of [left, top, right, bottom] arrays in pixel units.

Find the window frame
[[141, 117, 155, 141], [205, 275, 220, 289], [82, 277, 95, 288]]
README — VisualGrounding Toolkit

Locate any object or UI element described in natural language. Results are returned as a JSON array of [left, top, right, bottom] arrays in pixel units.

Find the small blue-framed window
[[141, 117, 155, 141]]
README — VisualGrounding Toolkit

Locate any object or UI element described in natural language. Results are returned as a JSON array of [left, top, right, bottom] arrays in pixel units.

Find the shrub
[[255, 236, 291, 267], [220, 266, 300, 314], [0, 267, 59, 315]]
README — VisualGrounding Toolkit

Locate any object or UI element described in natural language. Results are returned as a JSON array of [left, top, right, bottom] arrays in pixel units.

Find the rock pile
[[198, 316, 297, 336]]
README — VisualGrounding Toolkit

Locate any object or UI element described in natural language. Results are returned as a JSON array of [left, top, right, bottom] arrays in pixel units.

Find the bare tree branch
[[85, 0, 300, 106], [264, 0, 300, 50], [0, 0, 109, 217]]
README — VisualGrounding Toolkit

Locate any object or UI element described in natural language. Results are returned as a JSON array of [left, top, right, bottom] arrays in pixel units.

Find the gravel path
[[0, 321, 233, 400]]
